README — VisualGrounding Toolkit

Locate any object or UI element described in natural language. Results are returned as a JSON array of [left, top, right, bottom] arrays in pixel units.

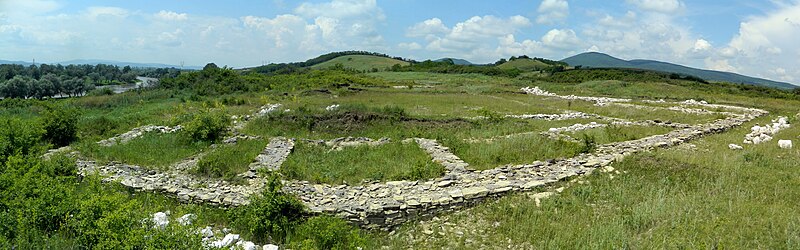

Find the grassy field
[[376, 115, 800, 249], [78, 132, 210, 169], [281, 141, 443, 184], [193, 139, 268, 181], [310, 55, 410, 71]]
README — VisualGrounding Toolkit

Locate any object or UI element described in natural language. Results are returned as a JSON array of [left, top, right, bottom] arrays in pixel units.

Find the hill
[[434, 58, 473, 65], [497, 58, 552, 71], [562, 52, 796, 89], [309, 55, 410, 71], [1, 59, 198, 69]]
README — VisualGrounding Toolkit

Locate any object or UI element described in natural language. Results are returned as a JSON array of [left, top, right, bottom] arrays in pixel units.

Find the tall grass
[[78, 132, 209, 169], [193, 139, 268, 181]]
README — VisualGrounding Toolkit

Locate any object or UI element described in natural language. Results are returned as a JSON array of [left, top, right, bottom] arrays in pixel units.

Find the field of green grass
[[310, 55, 410, 71], [282, 141, 443, 184]]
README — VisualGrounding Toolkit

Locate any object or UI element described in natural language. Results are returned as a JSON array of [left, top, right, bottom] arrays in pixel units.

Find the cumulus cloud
[[626, 0, 685, 13], [407, 18, 449, 37], [541, 29, 581, 49], [717, 2, 800, 83], [537, 0, 569, 24], [155, 10, 188, 21]]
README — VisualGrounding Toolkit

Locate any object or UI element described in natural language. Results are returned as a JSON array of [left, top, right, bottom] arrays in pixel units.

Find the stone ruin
[[54, 86, 773, 231]]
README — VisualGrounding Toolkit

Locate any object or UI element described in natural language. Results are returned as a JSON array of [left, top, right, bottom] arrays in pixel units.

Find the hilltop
[[562, 52, 796, 89], [310, 55, 410, 71]]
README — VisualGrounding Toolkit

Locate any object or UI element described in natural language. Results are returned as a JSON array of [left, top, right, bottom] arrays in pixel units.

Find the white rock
[[779, 140, 793, 149], [211, 234, 239, 248], [753, 137, 762, 145], [728, 144, 743, 150], [177, 213, 196, 226], [325, 104, 340, 111], [200, 226, 214, 238], [152, 212, 169, 229], [263, 244, 280, 250], [236, 241, 259, 250]]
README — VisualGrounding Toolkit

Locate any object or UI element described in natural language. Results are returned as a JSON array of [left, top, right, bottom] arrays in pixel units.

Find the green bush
[[42, 105, 79, 147], [86, 87, 115, 96], [230, 174, 306, 243], [288, 216, 367, 250], [80, 115, 119, 138], [183, 107, 230, 142], [579, 134, 597, 154], [0, 118, 44, 163]]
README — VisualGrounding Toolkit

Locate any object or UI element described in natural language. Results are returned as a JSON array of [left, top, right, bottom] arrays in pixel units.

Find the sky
[[1, 0, 799, 84]]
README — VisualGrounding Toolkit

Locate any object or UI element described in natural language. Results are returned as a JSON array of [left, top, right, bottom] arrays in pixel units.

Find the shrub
[[183, 107, 230, 142], [86, 87, 115, 96], [0, 118, 44, 163], [579, 134, 597, 154], [229, 174, 306, 243], [288, 216, 367, 250], [41, 105, 79, 147], [80, 115, 119, 138]]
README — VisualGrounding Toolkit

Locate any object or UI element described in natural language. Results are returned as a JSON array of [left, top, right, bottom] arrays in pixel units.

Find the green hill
[[310, 55, 410, 71], [497, 58, 552, 71], [434, 58, 473, 65], [562, 52, 797, 89]]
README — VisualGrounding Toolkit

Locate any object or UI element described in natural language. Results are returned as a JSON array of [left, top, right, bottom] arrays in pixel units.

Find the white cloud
[[404, 15, 534, 62], [719, 2, 800, 83], [537, 0, 569, 24], [542, 29, 581, 49], [692, 39, 711, 52], [85, 6, 129, 20], [156, 10, 188, 21], [626, 0, 685, 14], [407, 18, 449, 37], [398, 42, 422, 50]]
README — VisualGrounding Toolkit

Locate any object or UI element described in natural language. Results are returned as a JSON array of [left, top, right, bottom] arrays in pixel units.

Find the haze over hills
[[0, 59, 201, 70], [561, 52, 796, 89], [433, 58, 473, 65]]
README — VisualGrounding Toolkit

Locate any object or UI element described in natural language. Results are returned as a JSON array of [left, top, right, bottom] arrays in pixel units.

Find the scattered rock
[[728, 144, 743, 150], [779, 140, 793, 149]]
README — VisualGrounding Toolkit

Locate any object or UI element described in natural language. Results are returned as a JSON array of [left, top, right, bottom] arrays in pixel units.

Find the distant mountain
[[434, 58, 473, 65], [0, 60, 34, 66], [561, 52, 796, 89], [58, 59, 201, 70]]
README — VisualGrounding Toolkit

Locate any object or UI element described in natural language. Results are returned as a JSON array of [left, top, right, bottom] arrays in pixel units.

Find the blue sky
[[1, 0, 799, 83]]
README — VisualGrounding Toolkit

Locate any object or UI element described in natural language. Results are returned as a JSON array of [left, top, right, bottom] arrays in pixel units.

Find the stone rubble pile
[[256, 104, 283, 117], [97, 125, 183, 146], [743, 116, 789, 144], [521, 86, 631, 106], [546, 122, 605, 134], [325, 104, 341, 111], [681, 99, 709, 105], [506, 111, 594, 121], [146, 211, 277, 249]]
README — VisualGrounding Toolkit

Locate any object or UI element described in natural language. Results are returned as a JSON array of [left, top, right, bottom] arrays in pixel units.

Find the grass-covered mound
[[311, 55, 410, 71]]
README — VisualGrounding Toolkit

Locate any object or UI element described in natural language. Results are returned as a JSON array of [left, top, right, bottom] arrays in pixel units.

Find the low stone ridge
[[506, 111, 594, 121], [97, 125, 182, 146], [72, 90, 769, 231], [246, 137, 295, 173], [521, 86, 631, 106], [302, 136, 391, 151]]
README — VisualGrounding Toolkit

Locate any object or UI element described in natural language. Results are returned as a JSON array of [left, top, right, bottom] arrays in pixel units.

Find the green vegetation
[[282, 141, 443, 184], [447, 134, 585, 170], [311, 55, 410, 71], [78, 132, 210, 169], [194, 139, 267, 181], [5, 50, 800, 249], [497, 58, 553, 71], [380, 120, 800, 248]]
